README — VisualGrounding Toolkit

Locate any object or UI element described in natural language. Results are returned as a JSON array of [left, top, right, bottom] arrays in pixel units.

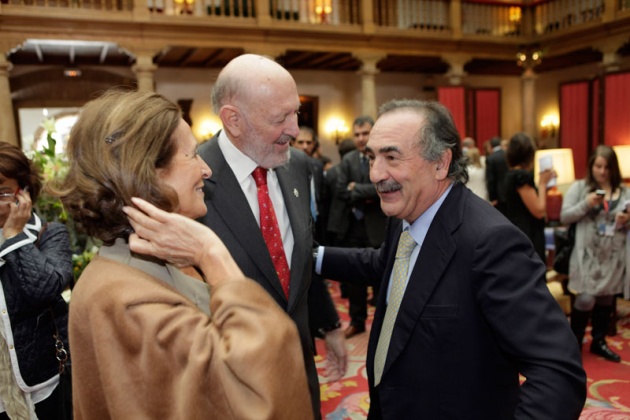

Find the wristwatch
[[318, 320, 342, 336]]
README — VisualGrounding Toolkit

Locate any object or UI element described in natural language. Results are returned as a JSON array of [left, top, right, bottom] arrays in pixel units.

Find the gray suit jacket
[[197, 134, 336, 417]]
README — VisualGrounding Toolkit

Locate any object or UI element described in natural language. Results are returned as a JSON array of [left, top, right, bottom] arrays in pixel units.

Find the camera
[[596, 189, 605, 197]]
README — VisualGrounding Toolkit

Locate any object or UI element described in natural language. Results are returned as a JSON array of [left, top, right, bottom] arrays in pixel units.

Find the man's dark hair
[[338, 139, 356, 159], [352, 116, 374, 127]]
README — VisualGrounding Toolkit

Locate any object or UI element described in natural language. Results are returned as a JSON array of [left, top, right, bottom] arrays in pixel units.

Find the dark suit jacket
[[324, 164, 344, 243], [307, 156, 328, 244], [197, 135, 337, 417], [321, 183, 586, 419], [486, 148, 509, 213], [330, 149, 386, 247]]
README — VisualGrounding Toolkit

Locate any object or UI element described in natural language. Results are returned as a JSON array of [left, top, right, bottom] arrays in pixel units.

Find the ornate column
[[594, 37, 626, 73], [255, 0, 272, 26], [361, 0, 375, 34], [132, 0, 151, 21], [442, 53, 471, 85], [602, 0, 615, 23], [449, 0, 462, 40], [521, 67, 537, 138], [131, 52, 158, 92], [0, 49, 18, 146], [355, 52, 385, 118]]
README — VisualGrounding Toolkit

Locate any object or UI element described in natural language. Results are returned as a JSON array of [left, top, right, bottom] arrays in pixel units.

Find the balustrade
[[534, 0, 605, 34], [461, 2, 523, 37], [374, 0, 449, 32], [1, 0, 628, 38], [144, 0, 363, 23]]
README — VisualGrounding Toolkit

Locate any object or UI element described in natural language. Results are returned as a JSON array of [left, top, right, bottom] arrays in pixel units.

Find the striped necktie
[[373, 229, 416, 386]]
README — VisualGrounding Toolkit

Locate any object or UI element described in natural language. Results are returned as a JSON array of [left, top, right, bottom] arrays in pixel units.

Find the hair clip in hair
[[105, 130, 123, 145]]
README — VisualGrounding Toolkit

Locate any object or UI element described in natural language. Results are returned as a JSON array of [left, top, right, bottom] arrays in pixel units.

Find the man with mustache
[[197, 54, 346, 419], [315, 99, 586, 418]]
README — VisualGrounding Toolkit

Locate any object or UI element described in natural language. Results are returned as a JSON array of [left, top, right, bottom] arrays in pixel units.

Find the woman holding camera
[[0, 142, 74, 419], [561, 145, 630, 362]]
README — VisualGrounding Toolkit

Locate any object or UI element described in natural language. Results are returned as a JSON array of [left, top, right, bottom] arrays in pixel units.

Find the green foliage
[[30, 118, 98, 281]]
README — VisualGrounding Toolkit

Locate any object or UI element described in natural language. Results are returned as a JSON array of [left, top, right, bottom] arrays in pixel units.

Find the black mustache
[[376, 180, 401, 193]]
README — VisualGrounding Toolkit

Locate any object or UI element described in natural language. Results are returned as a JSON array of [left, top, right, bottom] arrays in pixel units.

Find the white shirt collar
[[405, 182, 453, 246], [218, 130, 263, 181]]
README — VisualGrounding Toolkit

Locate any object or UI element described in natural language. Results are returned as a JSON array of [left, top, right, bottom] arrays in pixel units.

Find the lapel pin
[[293, 188, 299, 198]]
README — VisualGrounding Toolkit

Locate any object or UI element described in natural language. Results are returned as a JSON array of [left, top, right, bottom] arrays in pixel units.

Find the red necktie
[[252, 167, 290, 298]]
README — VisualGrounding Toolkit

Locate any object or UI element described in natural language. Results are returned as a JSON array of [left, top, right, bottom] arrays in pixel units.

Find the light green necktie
[[373, 229, 416, 386]]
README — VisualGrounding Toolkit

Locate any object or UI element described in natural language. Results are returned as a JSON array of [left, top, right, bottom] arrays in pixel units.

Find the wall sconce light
[[196, 119, 222, 142], [612, 145, 630, 182], [63, 68, 82, 78], [540, 114, 559, 138], [315, 0, 332, 24], [516, 46, 543, 68], [508, 6, 522, 23], [173, 0, 194, 14], [534, 148, 576, 222], [325, 117, 349, 145]]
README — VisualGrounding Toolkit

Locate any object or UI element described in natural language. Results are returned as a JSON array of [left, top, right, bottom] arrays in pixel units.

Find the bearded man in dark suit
[[485, 135, 509, 215], [197, 54, 346, 419]]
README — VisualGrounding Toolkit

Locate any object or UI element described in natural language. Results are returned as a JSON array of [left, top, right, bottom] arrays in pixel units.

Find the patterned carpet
[[316, 282, 630, 419]]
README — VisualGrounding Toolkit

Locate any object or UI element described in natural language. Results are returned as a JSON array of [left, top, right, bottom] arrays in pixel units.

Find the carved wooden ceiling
[[7, 41, 627, 76]]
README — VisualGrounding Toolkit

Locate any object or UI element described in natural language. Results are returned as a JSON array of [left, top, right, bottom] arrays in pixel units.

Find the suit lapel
[[275, 157, 310, 309], [201, 137, 287, 300], [371, 185, 464, 381]]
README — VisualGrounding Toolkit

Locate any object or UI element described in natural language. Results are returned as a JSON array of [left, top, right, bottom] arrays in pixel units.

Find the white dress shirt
[[218, 131, 294, 267], [315, 184, 453, 303]]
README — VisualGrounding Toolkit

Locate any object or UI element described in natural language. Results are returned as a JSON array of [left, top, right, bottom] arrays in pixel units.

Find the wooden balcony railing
[[374, 0, 450, 33], [1, 0, 628, 40], [461, 2, 523, 37], [534, 0, 605, 34], [145, 0, 363, 23]]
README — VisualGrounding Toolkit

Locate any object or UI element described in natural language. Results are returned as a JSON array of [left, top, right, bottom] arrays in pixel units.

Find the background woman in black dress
[[504, 133, 556, 263]]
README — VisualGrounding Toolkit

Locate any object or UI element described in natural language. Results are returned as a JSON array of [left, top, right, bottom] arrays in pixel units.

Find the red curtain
[[560, 82, 588, 180], [474, 89, 500, 146], [438, 86, 466, 139], [604, 72, 630, 146], [591, 78, 599, 151]]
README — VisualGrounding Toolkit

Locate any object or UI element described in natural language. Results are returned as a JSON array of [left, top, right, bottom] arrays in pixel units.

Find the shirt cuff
[[314, 246, 325, 274]]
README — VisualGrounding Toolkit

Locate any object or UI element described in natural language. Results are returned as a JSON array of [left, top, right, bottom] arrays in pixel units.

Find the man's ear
[[219, 105, 242, 137], [435, 149, 452, 181]]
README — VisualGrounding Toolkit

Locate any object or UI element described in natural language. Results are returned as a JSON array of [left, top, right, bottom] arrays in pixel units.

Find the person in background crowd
[[485, 136, 509, 215], [316, 99, 586, 418], [325, 139, 357, 300], [465, 146, 488, 201], [332, 116, 387, 339], [293, 126, 328, 245], [325, 139, 357, 247], [461, 137, 475, 155], [197, 54, 346, 419], [561, 145, 630, 363], [504, 132, 555, 264], [0, 141, 73, 420], [53, 89, 312, 418], [311, 137, 332, 172], [294, 126, 317, 157]]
